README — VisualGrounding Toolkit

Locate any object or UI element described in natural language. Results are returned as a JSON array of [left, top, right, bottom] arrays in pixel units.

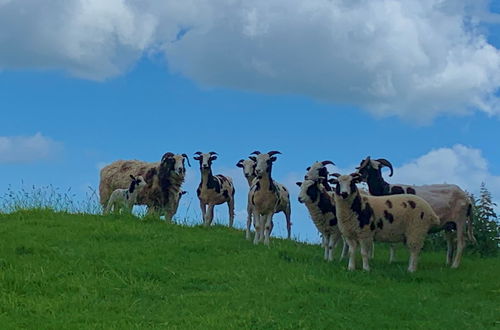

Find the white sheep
[[331, 172, 440, 272], [237, 156, 292, 240], [194, 152, 235, 227], [356, 156, 475, 268], [104, 175, 147, 214]]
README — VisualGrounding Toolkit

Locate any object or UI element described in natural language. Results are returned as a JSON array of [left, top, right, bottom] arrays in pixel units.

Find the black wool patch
[[223, 190, 229, 199], [420, 212, 424, 219], [370, 222, 376, 231], [384, 210, 394, 223], [406, 187, 416, 194], [385, 200, 393, 208], [377, 219, 384, 229], [391, 186, 405, 194], [408, 200, 416, 209]]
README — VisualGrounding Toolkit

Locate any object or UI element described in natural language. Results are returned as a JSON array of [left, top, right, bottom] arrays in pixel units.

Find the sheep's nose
[[341, 192, 348, 199]]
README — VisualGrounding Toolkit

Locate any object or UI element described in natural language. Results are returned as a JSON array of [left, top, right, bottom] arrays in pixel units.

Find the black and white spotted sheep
[[194, 152, 235, 227], [104, 175, 147, 214], [330, 172, 440, 272]]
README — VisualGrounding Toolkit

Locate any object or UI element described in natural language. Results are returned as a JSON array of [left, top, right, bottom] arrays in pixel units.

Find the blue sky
[[1, 0, 500, 242]]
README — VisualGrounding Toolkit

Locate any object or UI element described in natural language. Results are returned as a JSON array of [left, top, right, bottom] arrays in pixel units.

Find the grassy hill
[[0, 210, 498, 329]]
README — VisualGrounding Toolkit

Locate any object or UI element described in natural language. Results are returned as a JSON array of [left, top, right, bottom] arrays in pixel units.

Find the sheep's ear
[[296, 182, 302, 187], [210, 155, 218, 161], [181, 191, 187, 195], [270, 156, 277, 162], [130, 175, 135, 180], [249, 156, 257, 162], [236, 159, 244, 168], [193, 156, 201, 161], [330, 173, 341, 178], [306, 166, 311, 171], [328, 178, 338, 184]]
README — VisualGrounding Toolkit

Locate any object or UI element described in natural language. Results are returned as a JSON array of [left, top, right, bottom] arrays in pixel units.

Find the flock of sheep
[[99, 151, 476, 273]]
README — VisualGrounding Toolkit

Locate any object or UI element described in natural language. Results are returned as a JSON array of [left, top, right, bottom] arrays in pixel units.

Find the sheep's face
[[296, 180, 319, 204], [129, 175, 147, 193], [236, 159, 256, 179], [193, 152, 217, 171], [135, 176, 147, 189], [161, 153, 189, 175], [253, 154, 276, 177], [305, 161, 334, 181], [332, 174, 361, 200]]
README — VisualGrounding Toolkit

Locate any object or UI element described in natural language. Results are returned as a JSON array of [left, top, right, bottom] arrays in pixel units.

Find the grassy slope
[[0, 210, 498, 329]]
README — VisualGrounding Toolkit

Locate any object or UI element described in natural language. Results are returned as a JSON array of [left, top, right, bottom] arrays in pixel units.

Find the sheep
[[356, 156, 476, 268], [296, 178, 348, 261], [237, 157, 292, 240], [104, 175, 147, 214], [99, 152, 190, 221], [248, 151, 291, 245], [330, 172, 440, 272], [194, 152, 235, 227]]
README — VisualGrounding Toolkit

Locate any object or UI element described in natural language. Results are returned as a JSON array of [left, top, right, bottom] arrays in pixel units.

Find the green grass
[[0, 210, 498, 329]]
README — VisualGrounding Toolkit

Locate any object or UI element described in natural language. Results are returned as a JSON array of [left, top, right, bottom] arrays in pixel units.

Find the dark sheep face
[[194, 152, 217, 170], [160, 153, 187, 175], [297, 180, 319, 203]]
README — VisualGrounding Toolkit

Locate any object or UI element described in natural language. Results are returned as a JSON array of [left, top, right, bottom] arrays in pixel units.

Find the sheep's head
[[251, 151, 281, 178], [305, 160, 335, 181], [356, 156, 394, 180], [160, 152, 190, 175], [129, 175, 147, 192], [193, 151, 217, 170], [296, 179, 320, 204], [236, 158, 257, 180], [329, 172, 362, 200]]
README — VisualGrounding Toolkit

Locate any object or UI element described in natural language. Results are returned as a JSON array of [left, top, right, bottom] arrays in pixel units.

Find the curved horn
[[250, 151, 261, 155], [267, 151, 281, 156], [375, 158, 394, 177], [194, 151, 203, 155], [321, 160, 335, 166], [209, 151, 218, 155], [330, 173, 341, 178], [161, 152, 174, 161], [182, 153, 191, 167]]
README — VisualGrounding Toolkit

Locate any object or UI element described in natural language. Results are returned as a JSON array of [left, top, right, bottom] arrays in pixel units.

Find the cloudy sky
[[1, 0, 500, 242]]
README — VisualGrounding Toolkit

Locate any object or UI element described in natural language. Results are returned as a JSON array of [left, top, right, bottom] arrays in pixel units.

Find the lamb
[[248, 151, 292, 245], [99, 152, 190, 221], [296, 178, 348, 261], [356, 156, 475, 268], [194, 152, 235, 227], [104, 175, 147, 214], [237, 156, 292, 240], [330, 172, 440, 272]]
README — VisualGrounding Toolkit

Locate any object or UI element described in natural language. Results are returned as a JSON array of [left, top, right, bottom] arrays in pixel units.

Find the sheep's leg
[[284, 206, 292, 239], [360, 240, 371, 272], [263, 214, 273, 246], [389, 244, 396, 263], [445, 232, 455, 266], [327, 235, 336, 262], [340, 237, 348, 260], [246, 204, 253, 240], [407, 241, 423, 272], [452, 224, 465, 269], [346, 238, 357, 271], [370, 241, 375, 259], [227, 198, 235, 228], [253, 212, 261, 245], [206, 205, 215, 226], [322, 235, 328, 260], [200, 201, 207, 225]]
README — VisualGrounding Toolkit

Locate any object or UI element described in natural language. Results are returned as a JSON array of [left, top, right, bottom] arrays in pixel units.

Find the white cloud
[[1, 1, 500, 121], [391, 144, 500, 201], [0, 133, 63, 164]]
